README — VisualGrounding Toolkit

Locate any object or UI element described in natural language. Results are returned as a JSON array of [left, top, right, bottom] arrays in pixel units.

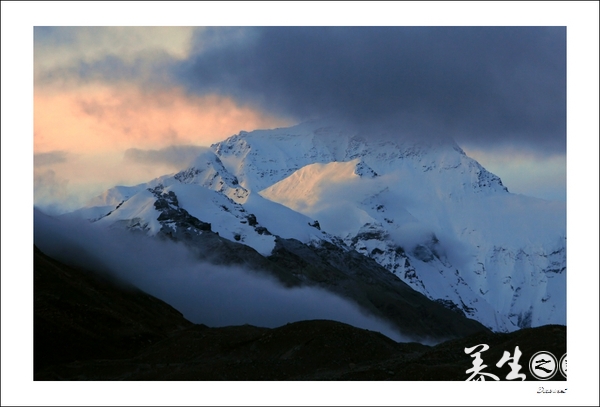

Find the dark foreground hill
[[34, 246, 566, 381]]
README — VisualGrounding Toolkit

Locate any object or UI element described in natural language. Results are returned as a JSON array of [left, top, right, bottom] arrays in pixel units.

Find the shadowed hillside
[[34, 246, 566, 381]]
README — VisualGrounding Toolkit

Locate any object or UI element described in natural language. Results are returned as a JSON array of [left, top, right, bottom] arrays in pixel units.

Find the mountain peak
[[174, 148, 249, 203], [211, 121, 508, 196], [67, 121, 563, 334]]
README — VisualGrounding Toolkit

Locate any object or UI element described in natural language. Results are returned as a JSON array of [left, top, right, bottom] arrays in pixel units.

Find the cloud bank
[[174, 27, 566, 154], [36, 26, 566, 154], [33, 209, 410, 342]]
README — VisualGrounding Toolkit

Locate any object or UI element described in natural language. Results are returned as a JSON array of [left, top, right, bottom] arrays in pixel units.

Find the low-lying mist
[[34, 208, 411, 343]]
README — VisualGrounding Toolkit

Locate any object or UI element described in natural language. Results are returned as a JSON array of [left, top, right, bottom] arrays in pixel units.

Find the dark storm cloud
[[175, 27, 566, 153]]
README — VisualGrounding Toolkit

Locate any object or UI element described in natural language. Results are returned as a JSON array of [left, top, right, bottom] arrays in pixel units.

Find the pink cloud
[[34, 84, 291, 154]]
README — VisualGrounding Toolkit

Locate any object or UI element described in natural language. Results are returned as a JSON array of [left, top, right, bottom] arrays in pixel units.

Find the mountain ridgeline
[[58, 120, 566, 337]]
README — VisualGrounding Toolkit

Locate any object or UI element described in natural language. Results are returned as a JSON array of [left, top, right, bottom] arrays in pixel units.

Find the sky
[[2, 2, 599, 406], [31, 23, 571, 212]]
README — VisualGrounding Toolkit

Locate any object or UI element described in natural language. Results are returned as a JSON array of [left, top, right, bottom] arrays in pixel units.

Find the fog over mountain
[[34, 208, 411, 342], [41, 120, 565, 339]]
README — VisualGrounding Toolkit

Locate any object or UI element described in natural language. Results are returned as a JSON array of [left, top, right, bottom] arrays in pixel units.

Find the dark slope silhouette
[[34, 246, 565, 381]]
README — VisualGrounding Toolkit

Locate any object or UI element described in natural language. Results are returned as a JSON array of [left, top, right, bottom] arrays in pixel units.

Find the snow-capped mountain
[[61, 143, 490, 341], [212, 120, 566, 332], [68, 147, 336, 257], [70, 120, 565, 333]]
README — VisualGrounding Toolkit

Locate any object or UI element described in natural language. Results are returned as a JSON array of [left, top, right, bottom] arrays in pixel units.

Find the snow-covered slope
[[212, 120, 566, 332], [70, 120, 565, 333], [212, 121, 508, 195], [68, 147, 335, 257]]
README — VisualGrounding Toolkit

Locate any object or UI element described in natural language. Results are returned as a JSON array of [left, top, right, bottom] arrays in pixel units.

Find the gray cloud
[[34, 26, 191, 88], [34, 151, 69, 167], [34, 169, 67, 198], [33, 169, 80, 214], [124, 145, 207, 169], [175, 27, 565, 154], [36, 52, 174, 89]]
